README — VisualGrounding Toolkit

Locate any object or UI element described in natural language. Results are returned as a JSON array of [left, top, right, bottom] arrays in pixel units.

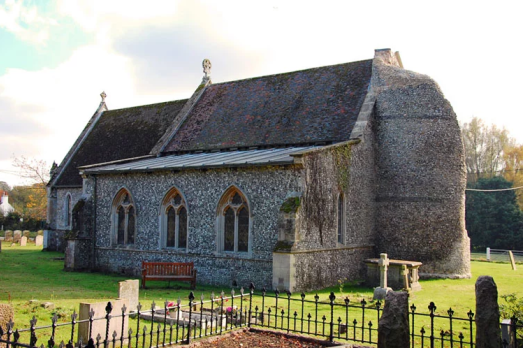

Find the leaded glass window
[[218, 188, 250, 253], [113, 189, 136, 246], [162, 188, 189, 250]]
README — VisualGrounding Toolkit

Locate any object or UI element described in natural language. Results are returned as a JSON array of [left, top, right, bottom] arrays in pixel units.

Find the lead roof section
[[81, 146, 317, 174], [162, 59, 373, 153], [55, 99, 188, 187]]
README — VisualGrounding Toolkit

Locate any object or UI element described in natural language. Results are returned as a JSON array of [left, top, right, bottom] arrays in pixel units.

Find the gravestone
[[78, 299, 128, 345], [118, 280, 139, 312], [378, 291, 409, 348], [22, 230, 30, 237], [35, 235, 43, 246], [5, 231, 12, 242], [20, 236, 27, 246], [13, 230, 21, 243], [373, 253, 392, 300], [475, 276, 501, 348]]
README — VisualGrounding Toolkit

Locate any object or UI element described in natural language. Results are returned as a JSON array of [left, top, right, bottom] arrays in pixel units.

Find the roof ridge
[[106, 98, 189, 113], [210, 58, 373, 87]]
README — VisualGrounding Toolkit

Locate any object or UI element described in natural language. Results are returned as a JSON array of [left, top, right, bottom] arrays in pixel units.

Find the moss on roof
[[164, 59, 372, 153], [55, 99, 188, 186]]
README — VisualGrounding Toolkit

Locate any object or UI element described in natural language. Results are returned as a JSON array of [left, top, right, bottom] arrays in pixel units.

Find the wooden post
[[508, 251, 517, 271]]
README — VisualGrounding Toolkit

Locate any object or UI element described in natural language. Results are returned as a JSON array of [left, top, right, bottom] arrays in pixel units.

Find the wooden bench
[[141, 261, 197, 289]]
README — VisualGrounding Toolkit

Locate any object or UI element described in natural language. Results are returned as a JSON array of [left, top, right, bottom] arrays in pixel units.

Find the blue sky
[[1, 0, 522, 187]]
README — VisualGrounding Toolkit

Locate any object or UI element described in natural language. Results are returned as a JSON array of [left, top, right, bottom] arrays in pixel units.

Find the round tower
[[372, 49, 470, 278]]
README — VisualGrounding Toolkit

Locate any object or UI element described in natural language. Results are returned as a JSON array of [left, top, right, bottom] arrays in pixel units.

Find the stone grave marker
[[78, 299, 128, 345], [118, 280, 139, 312], [20, 236, 27, 246], [22, 230, 30, 237], [373, 253, 392, 300], [5, 231, 12, 242], [13, 230, 21, 243], [35, 235, 43, 246]]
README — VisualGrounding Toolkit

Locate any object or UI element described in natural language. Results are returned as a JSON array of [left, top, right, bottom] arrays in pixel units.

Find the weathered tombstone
[[0, 303, 14, 348], [5, 231, 12, 242], [118, 280, 139, 312], [475, 276, 502, 348], [22, 230, 30, 237], [35, 235, 43, 247], [13, 230, 21, 243], [37, 230, 43, 236], [378, 291, 409, 348], [373, 253, 392, 300], [20, 236, 27, 246], [78, 299, 128, 345]]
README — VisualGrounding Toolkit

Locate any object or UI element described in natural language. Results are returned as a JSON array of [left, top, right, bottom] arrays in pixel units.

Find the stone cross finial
[[100, 91, 107, 103], [202, 59, 212, 78]]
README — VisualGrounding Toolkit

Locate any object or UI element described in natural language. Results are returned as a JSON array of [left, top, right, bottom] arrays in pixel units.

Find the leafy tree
[[0, 181, 11, 191], [461, 118, 510, 182], [502, 144, 523, 209], [7, 156, 50, 226], [466, 177, 523, 250]]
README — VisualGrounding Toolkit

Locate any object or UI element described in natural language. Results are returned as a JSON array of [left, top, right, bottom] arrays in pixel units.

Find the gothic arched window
[[337, 192, 345, 245], [161, 188, 188, 250], [112, 189, 136, 246], [217, 187, 250, 253]]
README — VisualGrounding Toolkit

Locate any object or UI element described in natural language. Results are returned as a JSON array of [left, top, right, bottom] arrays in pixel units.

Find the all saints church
[[46, 49, 470, 291]]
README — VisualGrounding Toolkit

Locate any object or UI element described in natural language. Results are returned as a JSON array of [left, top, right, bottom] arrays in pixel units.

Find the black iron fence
[[0, 284, 517, 348]]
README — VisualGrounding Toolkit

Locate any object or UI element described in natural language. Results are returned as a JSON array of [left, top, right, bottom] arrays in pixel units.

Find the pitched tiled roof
[[55, 99, 187, 187], [163, 59, 372, 153]]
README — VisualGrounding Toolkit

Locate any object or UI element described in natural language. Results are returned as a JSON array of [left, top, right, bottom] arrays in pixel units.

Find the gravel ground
[[185, 328, 367, 348]]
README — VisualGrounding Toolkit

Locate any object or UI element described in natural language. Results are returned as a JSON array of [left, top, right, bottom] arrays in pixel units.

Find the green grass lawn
[[1, 242, 522, 345]]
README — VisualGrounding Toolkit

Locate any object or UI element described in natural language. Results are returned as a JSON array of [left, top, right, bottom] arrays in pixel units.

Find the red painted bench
[[141, 261, 197, 289]]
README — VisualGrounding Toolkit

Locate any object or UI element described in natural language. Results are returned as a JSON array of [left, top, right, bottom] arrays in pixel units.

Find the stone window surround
[[337, 192, 346, 245], [111, 188, 137, 247], [215, 185, 252, 257], [159, 187, 189, 251]]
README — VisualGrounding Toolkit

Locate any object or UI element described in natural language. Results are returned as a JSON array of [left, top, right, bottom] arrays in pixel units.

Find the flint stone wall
[[292, 246, 374, 291], [372, 51, 470, 277], [94, 166, 302, 288]]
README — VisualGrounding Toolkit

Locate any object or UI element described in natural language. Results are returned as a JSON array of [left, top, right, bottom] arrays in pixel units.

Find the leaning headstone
[[378, 291, 409, 348], [20, 236, 27, 246], [118, 280, 139, 312], [5, 231, 12, 242], [373, 253, 392, 300], [475, 276, 502, 348], [35, 235, 43, 246], [0, 303, 14, 348], [78, 299, 128, 345], [13, 230, 21, 243]]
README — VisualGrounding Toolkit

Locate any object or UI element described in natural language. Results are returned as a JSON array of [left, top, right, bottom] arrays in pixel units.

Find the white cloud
[[0, 0, 56, 44], [0, 44, 136, 172]]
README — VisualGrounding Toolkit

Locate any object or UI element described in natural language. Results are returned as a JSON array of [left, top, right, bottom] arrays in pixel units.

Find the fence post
[[487, 247, 490, 261], [328, 292, 336, 342], [104, 302, 112, 348], [475, 276, 501, 348], [377, 291, 409, 348], [248, 283, 254, 328]]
